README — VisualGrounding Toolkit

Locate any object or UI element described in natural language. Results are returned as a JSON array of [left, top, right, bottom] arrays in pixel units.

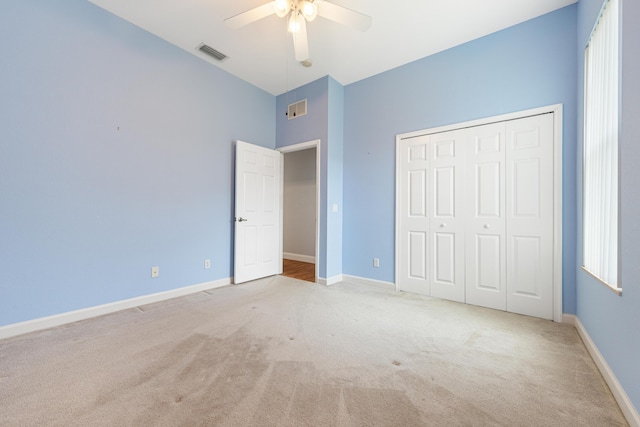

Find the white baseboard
[[0, 278, 231, 341], [562, 313, 577, 325], [342, 274, 396, 290], [318, 275, 343, 286], [283, 252, 316, 263], [564, 314, 640, 427]]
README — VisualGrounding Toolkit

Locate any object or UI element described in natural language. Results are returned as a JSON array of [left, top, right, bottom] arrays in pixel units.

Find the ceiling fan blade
[[292, 15, 310, 61], [224, 2, 275, 29], [317, 1, 371, 31]]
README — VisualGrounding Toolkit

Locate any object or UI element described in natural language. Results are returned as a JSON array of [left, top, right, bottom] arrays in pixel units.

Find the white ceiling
[[88, 0, 577, 96]]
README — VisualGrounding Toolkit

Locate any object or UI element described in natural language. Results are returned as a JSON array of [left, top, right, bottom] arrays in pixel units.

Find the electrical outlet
[[204, 259, 211, 269], [151, 266, 160, 278], [373, 258, 380, 268]]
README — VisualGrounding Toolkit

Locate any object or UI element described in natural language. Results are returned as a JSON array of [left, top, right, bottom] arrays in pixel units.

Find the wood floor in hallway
[[282, 259, 315, 283]]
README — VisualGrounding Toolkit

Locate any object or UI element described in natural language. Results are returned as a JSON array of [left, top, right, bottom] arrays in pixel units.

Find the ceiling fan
[[225, 0, 372, 63]]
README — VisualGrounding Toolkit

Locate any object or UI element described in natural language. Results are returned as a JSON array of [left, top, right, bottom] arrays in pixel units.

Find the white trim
[[318, 275, 343, 286], [564, 314, 640, 427], [394, 136, 402, 293], [342, 274, 396, 290], [278, 139, 321, 285], [581, 266, 623, 295], [278, 140, 319, 153], [562, 313, 577, 325], [279, 148, 284, 275], [398, 104, 562, 140], [0, 278, 231, 340], [552, 104, 564, 323], [396, 104, 564, 322], [283, 252, 316, 263]]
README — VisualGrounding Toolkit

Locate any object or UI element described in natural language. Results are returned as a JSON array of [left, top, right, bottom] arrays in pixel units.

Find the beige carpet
[[0, 276, 627, 426]]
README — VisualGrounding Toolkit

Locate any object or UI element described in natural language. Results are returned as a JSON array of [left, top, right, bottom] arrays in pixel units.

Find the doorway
[[279, 140, 320, 283]]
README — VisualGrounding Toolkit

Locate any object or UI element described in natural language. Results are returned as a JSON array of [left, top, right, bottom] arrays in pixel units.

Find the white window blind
[[583, 0, 619, 288]]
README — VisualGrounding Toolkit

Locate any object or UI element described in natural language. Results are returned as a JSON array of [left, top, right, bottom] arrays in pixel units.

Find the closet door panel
[[506, 114, 554, 320], [475, 234, 502, 290], [398, 136, 431, 295], [464, 123, 507, 311], [429, 131, 465, 303]]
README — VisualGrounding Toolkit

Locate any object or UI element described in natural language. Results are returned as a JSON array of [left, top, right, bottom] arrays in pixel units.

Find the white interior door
[[429, 131, 466, 303], [464, 123, 507, 311], [234, 141, 282, 284], [397, 135, 430, 295], [506, 114, 554, 319]]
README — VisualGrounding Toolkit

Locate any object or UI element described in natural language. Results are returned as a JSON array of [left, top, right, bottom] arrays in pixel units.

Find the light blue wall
[[276, 76, 345, 280], [0, 0, 275, 326], [576, 0, 640, 411], [343, 5, 578, 312], [326, 78, 344, 279]]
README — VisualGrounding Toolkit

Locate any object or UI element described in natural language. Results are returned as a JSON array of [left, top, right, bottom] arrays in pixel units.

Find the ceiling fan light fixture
[[273, 0, 291, 18], [300, 1, 318, 21]]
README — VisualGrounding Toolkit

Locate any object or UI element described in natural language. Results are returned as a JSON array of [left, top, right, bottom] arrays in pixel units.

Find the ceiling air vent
[[287, 99, 307, 120], [197, 43, 228, 62]]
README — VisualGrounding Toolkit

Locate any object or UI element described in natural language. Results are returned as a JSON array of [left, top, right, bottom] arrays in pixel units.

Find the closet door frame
[[395, 104, 563, 322]]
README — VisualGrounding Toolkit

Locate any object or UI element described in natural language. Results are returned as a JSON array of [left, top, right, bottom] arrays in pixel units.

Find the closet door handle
[[484, 224, 491, 229], [439, 223, 446, 228]]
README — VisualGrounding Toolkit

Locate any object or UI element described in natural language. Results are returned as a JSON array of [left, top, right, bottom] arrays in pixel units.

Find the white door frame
[[278, 139, 321, 282], [396, 104, 563, 322]]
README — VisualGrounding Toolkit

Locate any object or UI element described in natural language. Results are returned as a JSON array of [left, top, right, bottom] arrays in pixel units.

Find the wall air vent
[[197, 43, 228, 62], [287, 99, 307, 120]]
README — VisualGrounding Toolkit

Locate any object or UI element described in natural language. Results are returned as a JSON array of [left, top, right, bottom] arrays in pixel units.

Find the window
[[583, 0, 620, 290]]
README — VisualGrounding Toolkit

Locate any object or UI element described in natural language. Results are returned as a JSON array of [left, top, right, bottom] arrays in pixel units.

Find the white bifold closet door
[[397, 136, 430, 296], [464, 122, 507, 311], [505, 114, 554, 319], [397, 113, 554, 320], [429, 131, 466, 303]]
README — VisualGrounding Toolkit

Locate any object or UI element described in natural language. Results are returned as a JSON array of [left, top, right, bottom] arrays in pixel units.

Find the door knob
[[440, 223, 446, 228], [484, 224, 491, 229], [237, 217, 248, 222]]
